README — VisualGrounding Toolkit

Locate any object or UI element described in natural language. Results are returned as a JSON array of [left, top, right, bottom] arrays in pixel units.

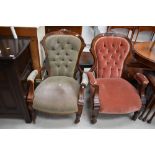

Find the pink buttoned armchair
[[87, 33, 149, 124]]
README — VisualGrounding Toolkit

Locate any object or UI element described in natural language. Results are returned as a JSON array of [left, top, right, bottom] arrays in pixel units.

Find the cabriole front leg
[[75, 85, 85, 124], [91, 85, 100, 124], [75, 104, 83, 124], [132, 73, 149, 121]]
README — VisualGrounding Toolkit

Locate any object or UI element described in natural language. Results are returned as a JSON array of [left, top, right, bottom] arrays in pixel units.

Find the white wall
[[81, 26, 107, 52], [37, 26, 45, 67]]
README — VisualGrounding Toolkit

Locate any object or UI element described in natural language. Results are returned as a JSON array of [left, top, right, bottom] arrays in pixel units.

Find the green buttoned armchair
[[26, 29, 86, 123]]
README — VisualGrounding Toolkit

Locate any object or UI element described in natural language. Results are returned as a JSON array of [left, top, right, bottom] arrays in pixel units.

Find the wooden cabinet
[[0, 27, 41, 78], [45, 26, 82, 34], [0, 38, 32, 123]]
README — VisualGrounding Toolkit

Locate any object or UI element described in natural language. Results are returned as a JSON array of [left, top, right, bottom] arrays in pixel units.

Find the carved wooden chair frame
[[87, 33, 149, 124], [26, 29, 86, 123]]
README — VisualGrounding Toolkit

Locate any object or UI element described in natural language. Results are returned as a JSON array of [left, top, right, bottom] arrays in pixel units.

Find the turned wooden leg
[[131, 103, 145, 121], [147, 111, 155, 124], [28, 104, 36, 123], [32, 109, 36, 123], [75, 85, 85, 124], [142, 96, 155, 122], [142, 103, 154, 122], [138, 103, 150, 120], [138, 105, 147, 120], [139, 95, 155, 120], [131, 111, 141, 121], [138, 102, 150, 120], [87, 96, 91, 108], [75, 104, 83, 124], [91, 108, 99, 124], [91, 85, 100, 124]]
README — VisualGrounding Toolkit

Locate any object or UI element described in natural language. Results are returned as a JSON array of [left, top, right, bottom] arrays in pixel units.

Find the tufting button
[[66, 53, 68, 56], [65, 65, 68, 68], [57, 65, 60, 67], [69, 59, 72, 62], [104, 45, 106, 47], [52, 59, 55, 61], [57, 53, 59, 55], [115, 62, 117, 65], [57, 40, 60, 43], [52, 47, 55, 50], [62, 58, 64, 61]]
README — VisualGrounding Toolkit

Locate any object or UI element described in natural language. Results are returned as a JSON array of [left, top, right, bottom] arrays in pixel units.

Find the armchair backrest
[[41, 29, 85, 77], [91, 33, 131, 78]]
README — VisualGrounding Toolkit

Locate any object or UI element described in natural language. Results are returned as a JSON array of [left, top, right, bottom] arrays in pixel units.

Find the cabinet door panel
[[0, 86, 21, 114]]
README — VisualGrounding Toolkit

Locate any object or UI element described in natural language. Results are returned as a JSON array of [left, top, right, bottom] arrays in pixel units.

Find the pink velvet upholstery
[[94, 36, 130, 78], [88, 34, 142, 115], [90, 78, 141, 114]]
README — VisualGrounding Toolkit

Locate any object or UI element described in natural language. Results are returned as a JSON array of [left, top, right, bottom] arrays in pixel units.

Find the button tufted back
[[43, 34, 82, 77], [93, 35, 131, 78]]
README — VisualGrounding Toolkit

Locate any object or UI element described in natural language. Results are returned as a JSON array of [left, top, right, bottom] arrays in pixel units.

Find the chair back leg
[[28, 104, 36, 123], [147, 111, 155, 124], [142, 99, 155, 122], [139, 94, 154, 120]]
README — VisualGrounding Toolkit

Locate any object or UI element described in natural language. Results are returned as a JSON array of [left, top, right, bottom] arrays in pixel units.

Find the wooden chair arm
[[134, 73, 149, 104], [87, 72, 97, 85], [27, 70, 38, 82], [134, 73, 149, 86], [27, 70, 38, 103]]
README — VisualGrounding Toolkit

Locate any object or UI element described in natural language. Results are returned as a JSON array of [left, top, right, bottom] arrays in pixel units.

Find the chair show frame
[[87, 33, 149, 124], [26, 29, 86, 124]]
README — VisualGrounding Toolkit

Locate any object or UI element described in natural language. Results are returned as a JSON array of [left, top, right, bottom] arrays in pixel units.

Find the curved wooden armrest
[[87, 72, 97, 85], [27, 70, 38, 82], [134, 73, 149, 86], [134, 73, 149, 104], [27, 70, 38, 103]]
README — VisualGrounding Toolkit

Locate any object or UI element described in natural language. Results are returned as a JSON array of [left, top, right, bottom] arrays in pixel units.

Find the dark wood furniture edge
[[0, 27, 41, 78]]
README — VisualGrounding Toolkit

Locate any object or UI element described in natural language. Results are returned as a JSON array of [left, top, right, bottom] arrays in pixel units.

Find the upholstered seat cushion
[[33, 76, 79, 114], [91, 78, 142, 114]]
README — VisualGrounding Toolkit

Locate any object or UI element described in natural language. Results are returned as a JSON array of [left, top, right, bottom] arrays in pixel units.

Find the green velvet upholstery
[[44, 35, 82, 77], [33, 76, 80, 114]]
